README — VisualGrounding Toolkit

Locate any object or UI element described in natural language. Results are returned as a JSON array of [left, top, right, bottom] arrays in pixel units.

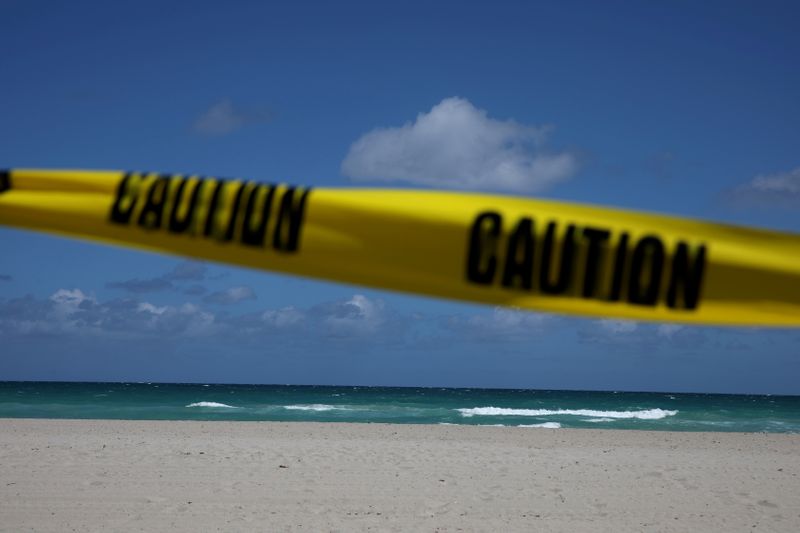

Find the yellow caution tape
[[0, 169, 798, 327]]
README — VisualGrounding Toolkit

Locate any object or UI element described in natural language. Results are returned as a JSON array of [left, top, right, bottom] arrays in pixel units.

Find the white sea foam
[[186, 401, 238, 408], [283, 404, 345, 412], [457, 407, 677, 420], [583, 417, 616, 423], [439, 422, 505, 427], [518, 422, 561, 428]]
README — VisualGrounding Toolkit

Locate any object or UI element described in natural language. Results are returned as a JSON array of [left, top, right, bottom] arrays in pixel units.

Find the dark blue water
[[1, 382, 798, 433]]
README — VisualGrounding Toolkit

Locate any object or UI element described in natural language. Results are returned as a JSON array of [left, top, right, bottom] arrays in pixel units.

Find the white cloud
[[599, 319, 638, 334], [178, 303, 216, 336], [203, 286, 257, 305], [323, 294, 385, 335], [657, 324, 684, 338], [468, 307, 549, 331], [262, 306, 305, 328], [130, 301, 217, 336], [0, 289, 101, 336], [50, 288, 95, 309], [50, 289, 97, 321], [747, 167, 800, 194], [163, 262, 208, 281], [442, 306, 552, 342], [729, 166, 800, 208], [192, 99, 272, 136], [0, 290, 225, 339], [137, 302, 168, 315], [341, 97, 578, 192], [107, 262, 209, 294]]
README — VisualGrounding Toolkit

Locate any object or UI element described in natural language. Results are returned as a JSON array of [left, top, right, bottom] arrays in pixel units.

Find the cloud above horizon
[[163, 262, 208, 282], [191, 99, 273, 136], [0, 290, 391, 342], [0, 289, 548, 344], [0, 288, 782, 374], [106, 262, 210, 294], [727, 166, 800, 208], [445, 306, 552, 342], [0, 289, 218, 339], [314, 294, 387, 337], [341, 97, 579, 193], [106, 277, 173, 294], [578, 318, 707, 349], [203, 286, 257, 305]]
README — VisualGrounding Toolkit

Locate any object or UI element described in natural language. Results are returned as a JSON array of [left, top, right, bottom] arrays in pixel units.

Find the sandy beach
[[0, 419, 797, 532]]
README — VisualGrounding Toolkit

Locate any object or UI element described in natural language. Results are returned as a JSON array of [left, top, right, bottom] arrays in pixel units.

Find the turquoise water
[[1, 382, 798, 433]]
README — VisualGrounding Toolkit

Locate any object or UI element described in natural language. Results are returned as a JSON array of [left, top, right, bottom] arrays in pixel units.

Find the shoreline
[[1, 416, 798, 434], [2, 416, 799, 434], [1, 418, 798, 531]]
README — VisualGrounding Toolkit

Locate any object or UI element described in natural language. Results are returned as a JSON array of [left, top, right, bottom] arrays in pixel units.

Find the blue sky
[[1, 0, 798, 393]]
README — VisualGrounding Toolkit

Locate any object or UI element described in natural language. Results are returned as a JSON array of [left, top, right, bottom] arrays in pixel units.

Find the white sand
[[0, 419, 798, 532]]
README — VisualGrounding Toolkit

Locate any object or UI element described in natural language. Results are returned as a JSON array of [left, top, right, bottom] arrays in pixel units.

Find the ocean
[[1, 382, 798, 433]]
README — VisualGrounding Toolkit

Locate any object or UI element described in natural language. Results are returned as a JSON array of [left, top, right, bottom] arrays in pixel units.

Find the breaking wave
[[518, 422, 561, 428], [186, 402, 238, 408], [283, 404, 347, 412], [457, 407, 677, 420]]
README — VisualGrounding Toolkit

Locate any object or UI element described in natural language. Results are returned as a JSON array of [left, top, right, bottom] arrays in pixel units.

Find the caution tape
[[0, 169, 798, 327]]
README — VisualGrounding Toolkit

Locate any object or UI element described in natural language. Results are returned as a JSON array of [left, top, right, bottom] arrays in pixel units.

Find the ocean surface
[[1, 382, 798, 433]]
